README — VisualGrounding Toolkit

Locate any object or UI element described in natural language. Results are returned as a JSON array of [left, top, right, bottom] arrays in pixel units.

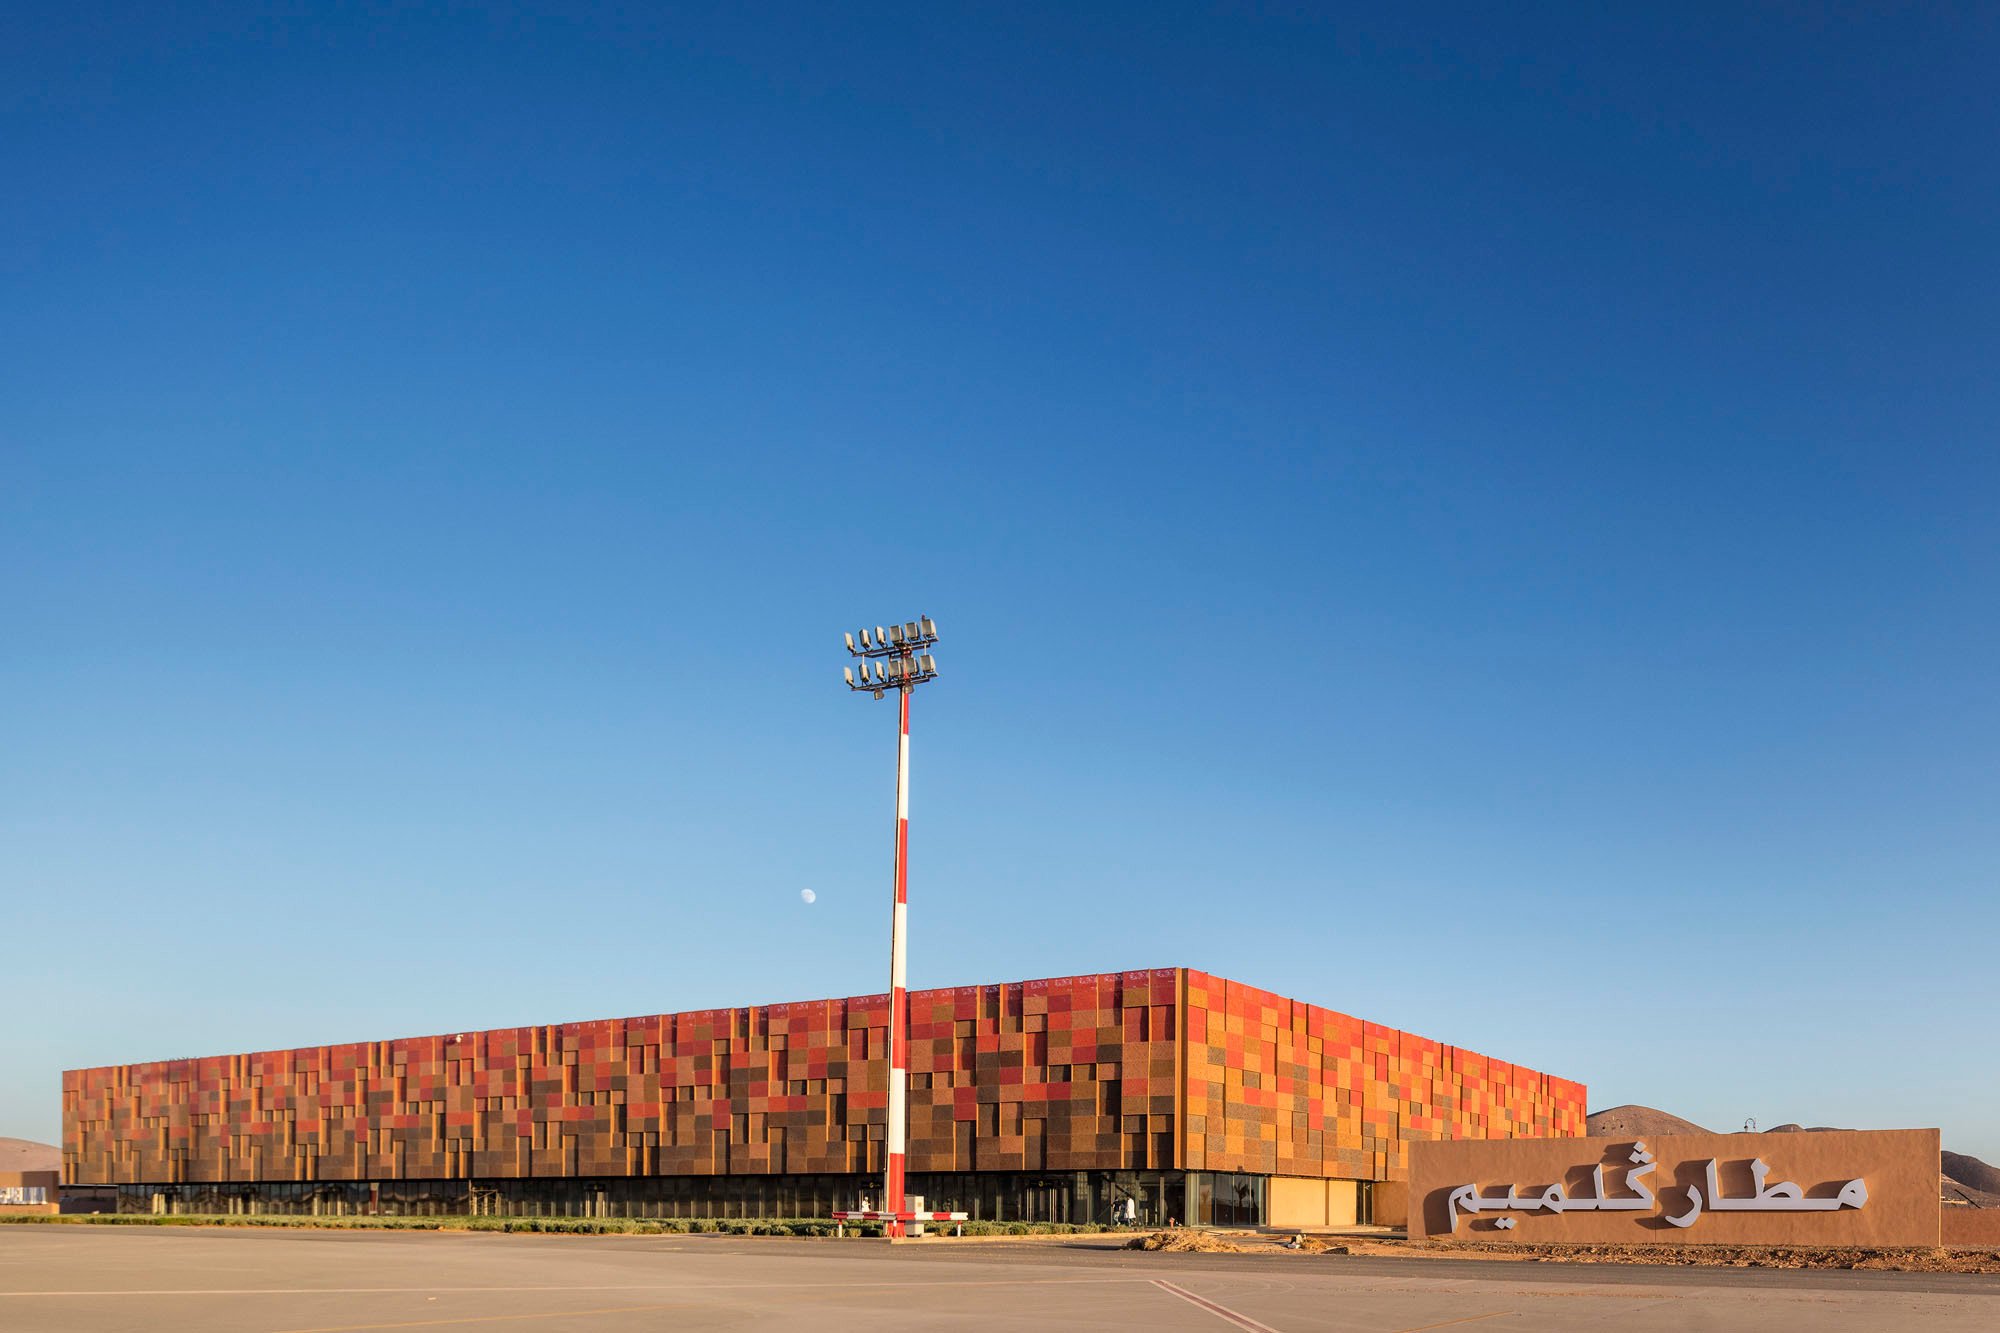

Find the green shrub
[[0, 1212, 1106, 1237]]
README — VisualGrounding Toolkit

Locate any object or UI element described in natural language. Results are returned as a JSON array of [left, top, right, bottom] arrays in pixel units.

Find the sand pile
[[1127, 1229, 1256, 1253]]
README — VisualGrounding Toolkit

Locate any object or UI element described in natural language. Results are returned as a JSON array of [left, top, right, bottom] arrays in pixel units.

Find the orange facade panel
[[1181, 971, 1588, 1182]]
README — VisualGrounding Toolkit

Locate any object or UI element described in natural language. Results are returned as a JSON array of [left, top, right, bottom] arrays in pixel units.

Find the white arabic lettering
[[1446, 1143, 1868, 1233]]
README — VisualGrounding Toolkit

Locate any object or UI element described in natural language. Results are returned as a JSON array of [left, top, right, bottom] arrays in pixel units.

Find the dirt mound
[[1127, 1229, 1255, 1253], [1416, 1241, 2000, 1274], [1585, 1105, 1711, 1138], [0, 1139, 58, 1173]]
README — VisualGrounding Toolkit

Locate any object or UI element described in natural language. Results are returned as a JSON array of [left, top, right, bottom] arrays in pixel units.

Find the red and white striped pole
[[884, 670, 911, 1238], [840, 618, 936, 1240]]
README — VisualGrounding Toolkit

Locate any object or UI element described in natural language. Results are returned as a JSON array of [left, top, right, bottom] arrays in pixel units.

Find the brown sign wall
[[1410, 1129, 1940, 1247], [0, 1169, 59, 1215]]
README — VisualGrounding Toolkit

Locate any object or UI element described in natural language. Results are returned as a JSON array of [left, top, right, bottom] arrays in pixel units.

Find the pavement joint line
[[1386, 1313, 1514, 1333], [271, 1304, 690, 1333], [0, 1276, 1165, 1299], [1151, 1279, 1286, 1333]]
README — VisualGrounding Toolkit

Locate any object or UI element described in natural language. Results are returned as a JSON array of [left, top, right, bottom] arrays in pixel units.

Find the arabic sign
[[0, 1186, 48, 1205], [1446, 1141, 1868, 1232], [1410, 1129, 1940, 1247]]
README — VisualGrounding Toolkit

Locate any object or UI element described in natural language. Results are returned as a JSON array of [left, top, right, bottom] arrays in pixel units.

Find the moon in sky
[[800, 889, 816, 905]]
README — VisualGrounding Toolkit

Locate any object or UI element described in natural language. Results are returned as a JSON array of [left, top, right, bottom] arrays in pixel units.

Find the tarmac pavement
[[0, 1225, 1995, 1331]]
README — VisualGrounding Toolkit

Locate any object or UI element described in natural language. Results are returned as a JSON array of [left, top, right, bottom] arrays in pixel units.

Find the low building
[[0, 1137, 59, 1216], [64, 968, 1585, 1227]]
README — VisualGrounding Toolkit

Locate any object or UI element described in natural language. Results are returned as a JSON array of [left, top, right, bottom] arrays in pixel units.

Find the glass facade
[[1191, 1172, 1267, 1227], [113, 1169, 1278, 1227]]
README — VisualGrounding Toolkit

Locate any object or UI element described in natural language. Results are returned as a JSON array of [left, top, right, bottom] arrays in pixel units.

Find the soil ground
[[1133, 1228, 2000, 1275]]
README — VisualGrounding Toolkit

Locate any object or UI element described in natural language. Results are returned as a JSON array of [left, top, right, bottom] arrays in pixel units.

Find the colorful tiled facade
[[1181, 971, 1586, 1180], [64, 968, 1584, 1208]]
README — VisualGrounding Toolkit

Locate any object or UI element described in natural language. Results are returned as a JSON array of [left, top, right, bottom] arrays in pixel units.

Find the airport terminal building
[[64, 968, 1585, 1228]]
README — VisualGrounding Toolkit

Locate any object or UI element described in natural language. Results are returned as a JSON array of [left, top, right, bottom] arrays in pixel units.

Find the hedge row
[[0, 1214, 1116, 1237]]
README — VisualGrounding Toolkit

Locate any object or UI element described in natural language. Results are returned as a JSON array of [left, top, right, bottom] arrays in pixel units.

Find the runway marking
[[1389, 1314, 1514, 1332], [273, 1305, 687, 1333], [1151, 1279, 1285, 1333]]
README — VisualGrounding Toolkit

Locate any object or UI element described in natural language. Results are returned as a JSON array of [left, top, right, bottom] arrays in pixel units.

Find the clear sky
[[4, 4, 1996, 1160]]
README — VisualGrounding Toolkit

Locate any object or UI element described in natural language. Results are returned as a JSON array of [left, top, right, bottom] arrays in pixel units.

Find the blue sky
[[4, 4, 1996, 1159]]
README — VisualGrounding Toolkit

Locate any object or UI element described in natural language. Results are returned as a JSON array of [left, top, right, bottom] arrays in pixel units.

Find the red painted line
[[1150, 1280, 1284, 1333]]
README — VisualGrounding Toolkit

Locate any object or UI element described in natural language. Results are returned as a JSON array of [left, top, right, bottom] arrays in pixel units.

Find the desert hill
[[1584, 1104, 1712, 1138], [1587, 1105, 2000, 1208], [1943, 1151, 2000, 1198], [0, 1137, 58, 1173]]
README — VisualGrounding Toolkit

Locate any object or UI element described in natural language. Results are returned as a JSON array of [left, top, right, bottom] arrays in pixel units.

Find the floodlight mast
[[841, 614, 939, 1238]]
